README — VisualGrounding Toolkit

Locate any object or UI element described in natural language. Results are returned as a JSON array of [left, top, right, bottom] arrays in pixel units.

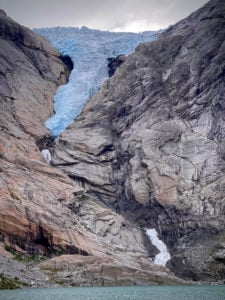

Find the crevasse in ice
[[35, 27, 162, 136]]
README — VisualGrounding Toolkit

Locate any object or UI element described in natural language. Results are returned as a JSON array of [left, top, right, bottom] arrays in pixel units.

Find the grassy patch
[[0, 273, 29, 290], [4, 246, 47, 263]]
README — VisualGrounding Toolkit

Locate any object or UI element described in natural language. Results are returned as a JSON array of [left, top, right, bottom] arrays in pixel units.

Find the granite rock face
[[38, 254, 185, 287], [0, 10, 180, 286], [52, 0, 225, 281], [0, 10, 99, 256]]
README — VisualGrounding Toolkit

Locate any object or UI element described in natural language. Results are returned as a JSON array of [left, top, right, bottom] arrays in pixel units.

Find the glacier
[[35, 27, 161, 136], [146, 229, 171, 266]]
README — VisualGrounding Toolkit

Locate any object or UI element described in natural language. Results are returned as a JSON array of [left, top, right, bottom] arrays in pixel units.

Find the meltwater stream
[[146, 229, 171, 266], [35, 27, 160, 136]]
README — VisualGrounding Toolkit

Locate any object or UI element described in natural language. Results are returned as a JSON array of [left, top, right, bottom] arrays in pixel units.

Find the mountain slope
[[0, 9, 100, 257], [0, 10, 182, 287], [52, 0, 225, 281]]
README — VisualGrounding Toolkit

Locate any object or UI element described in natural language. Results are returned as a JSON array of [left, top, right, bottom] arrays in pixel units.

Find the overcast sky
[[0, 0, 208, 32]]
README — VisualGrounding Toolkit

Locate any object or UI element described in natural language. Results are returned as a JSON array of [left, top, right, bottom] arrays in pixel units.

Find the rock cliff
[[0, 9, 98, 256], [0, 9, 181, 286], [51, 0, 225, 281]]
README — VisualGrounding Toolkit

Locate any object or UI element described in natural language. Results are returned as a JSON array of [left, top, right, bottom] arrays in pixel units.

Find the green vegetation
[[0, 273, 29, 289], [4, 246, 47, 263]]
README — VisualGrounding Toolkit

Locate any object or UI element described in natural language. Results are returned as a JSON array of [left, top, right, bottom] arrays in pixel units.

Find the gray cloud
[[0, 0, 208, 31]]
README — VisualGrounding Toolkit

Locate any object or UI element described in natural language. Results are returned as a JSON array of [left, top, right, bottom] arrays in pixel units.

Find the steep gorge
[[0, 0, 225, 286]]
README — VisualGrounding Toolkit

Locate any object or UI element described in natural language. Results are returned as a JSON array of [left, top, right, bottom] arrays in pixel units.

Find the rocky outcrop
[[107, 55, 126, 77], [38, 254, 185, 286], [52, 0, 225, 281]]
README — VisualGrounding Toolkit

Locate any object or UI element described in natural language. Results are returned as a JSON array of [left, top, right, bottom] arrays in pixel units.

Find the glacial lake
[[1, 285, 225, 300]]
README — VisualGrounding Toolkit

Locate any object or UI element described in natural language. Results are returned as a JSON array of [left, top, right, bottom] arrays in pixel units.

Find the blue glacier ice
[[35, 27, 162, 136]]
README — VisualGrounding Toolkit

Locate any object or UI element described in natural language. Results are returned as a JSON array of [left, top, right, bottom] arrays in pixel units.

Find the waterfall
[[146, 228, 171, 266], [41, 149, 51, 164]]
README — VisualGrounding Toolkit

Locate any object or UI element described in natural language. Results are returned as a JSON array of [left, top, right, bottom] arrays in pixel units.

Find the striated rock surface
[[38, 254, 185, 287], [52, 0, 225, 281], [0, 9, 100, 257], [0, 9, 181, 287]]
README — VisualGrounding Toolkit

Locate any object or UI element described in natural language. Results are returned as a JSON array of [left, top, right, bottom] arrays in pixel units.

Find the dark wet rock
[[60, 54, 74, 76], [107, 54, 126, 77]]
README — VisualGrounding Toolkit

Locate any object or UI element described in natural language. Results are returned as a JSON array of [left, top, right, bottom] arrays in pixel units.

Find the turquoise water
[[0, 285, 225, 300]]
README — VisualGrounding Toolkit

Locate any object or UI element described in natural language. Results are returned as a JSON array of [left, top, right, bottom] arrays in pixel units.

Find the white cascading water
[[146, 228, 171, 266], [41, 149, 51, 164], [35, 27, 161, 136]]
